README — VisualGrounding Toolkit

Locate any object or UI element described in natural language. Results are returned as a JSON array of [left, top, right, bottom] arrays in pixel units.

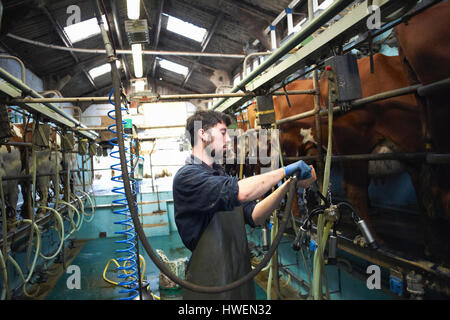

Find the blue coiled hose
[[107, 88, 139, 300]]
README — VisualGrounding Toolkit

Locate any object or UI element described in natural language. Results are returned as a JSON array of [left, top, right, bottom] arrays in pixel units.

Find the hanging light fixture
[[131, 43, 143, 78], [127, 0, 140, 20]]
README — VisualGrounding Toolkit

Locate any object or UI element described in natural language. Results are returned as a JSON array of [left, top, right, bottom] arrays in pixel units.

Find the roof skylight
[[89, 61, 121, 79], [163, 13, 207, 43], [158, 58, 189, 76], [64, 15, 108, 43]]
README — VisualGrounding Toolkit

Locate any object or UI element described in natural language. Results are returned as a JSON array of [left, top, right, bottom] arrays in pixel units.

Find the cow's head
[[299, 128, 322, 157]]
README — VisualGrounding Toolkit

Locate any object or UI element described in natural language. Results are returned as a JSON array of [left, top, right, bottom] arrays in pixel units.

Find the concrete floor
[[43, 233, 267, 300]]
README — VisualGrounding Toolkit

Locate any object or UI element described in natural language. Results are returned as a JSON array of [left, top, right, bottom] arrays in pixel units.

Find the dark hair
[[186, 110, 232, 147]]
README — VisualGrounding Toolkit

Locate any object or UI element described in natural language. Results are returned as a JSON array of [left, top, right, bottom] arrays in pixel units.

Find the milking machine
[[0, 99, 97, 299], [292, 182, 377, 251]]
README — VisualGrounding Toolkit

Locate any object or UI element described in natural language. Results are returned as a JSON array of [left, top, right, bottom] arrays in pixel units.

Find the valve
[[261, 222, 270, 251], [292, 225, 308, 251], [356, 219, 377, 249]]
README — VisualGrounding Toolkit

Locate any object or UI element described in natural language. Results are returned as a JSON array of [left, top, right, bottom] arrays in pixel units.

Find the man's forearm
[[251, 178, 292, 226], [237, 168, 285, 202]]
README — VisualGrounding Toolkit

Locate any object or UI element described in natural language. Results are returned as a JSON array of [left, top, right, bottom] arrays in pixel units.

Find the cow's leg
[[341, 160, 384, 246], [2, 181, 19, 227], [36, 176, 50, 216], [7, 183, 19, 222], [409, 162, 450, 263]]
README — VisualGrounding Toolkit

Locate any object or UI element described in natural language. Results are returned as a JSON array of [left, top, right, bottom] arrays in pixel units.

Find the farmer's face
[[202, 121, 230, 157]]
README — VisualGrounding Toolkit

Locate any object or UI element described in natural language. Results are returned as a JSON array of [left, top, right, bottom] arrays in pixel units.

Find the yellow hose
[[8, 219, 42, 298], [312, 84, 335, 300], [0, 176, 10, 300], [56, 200, 81, 238], [78, 190, 95, 223], [70, 194, 85, 231], [266, 215, 278, 300], [36, 206, 64, 260], [102, 254, 146, 286], [102, 255, 162, 300], [0, 249, 7, 300]]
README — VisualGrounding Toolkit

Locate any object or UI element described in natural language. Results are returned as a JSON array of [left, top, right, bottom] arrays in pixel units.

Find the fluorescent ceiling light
[[132, 43, 143, 78], [158, 58, 188, 76], [64, 15, 108, 43], [89, 61, 121, 79], [163, 13, 207, 43], [127, 0, 140, 20]]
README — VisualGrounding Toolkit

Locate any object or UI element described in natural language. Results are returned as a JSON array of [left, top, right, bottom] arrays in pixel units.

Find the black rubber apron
[[182, 206, 256, 300]]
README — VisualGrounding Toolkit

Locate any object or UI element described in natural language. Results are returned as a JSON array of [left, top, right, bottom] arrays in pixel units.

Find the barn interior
[[0, 0, 449, 302]]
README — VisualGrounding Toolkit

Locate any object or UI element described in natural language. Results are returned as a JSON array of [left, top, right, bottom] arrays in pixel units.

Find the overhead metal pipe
[[10, 76, 447, 115], [0, 54, 26, 83], [6, 33, 246, 59], [10, 89, 317, 104], [417, 77, 450, 97], [283, 153, 450, 164], [276, 76, 450, 126], [0, 142, 32, 148], [213, 0, 355, 110], [243, 51, 272, 77], [0, 66, 98, 139], [39, 90, 63, 98]]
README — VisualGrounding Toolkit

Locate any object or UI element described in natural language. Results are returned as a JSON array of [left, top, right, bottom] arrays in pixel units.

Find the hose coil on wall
[[107, 88, 139, 300]]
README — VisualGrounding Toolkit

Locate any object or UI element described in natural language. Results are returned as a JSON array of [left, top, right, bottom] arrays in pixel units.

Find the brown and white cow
[[1, 122, 64, 222], [0, 125, 25, 225], [272, 53, 424, 249]]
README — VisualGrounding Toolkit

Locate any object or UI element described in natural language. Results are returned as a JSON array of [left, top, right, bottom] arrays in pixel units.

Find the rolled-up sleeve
[[242, 201, 257, 228]]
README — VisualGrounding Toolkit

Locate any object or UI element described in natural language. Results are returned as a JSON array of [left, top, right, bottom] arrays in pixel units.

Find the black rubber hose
[[95, 0, 298, 294], [112, 84, 297, 293]]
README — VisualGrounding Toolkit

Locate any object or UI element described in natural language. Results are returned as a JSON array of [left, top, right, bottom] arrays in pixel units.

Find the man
[[173, 110, 316, 299]]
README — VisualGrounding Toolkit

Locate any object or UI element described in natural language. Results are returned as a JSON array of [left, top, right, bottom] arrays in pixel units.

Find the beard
[[205, 144, 216, 158]]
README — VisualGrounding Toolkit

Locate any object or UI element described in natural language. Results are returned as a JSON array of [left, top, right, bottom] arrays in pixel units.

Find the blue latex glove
[[284, 160, 312, 179]]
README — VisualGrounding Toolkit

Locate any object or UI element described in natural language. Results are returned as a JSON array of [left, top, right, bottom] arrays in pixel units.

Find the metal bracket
[[32, 123, 51, 148], [255, 95, 276, 128], [78, 139, 88, 155], [62, 132, 75, 152]]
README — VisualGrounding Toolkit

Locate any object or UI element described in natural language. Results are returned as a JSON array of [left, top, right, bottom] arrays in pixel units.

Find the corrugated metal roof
[[0, 0, 297, 108]]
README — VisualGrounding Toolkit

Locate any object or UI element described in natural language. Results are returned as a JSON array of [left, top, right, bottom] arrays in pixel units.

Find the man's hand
[[296, 165, 316, 189], [284, 160, 312, 179]]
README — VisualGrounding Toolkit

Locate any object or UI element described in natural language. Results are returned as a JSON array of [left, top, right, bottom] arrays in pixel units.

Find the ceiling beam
[[50, 55, 110, 77], [40, 6, 98, 91], [216, 0, 272, 49], [77, 76, 202, 110], [0, 38, 41, 80], [219, 0, 277, 22], [111, 0, 131, 81], [181, 12, 224, 88], [175, 55, 218, 73], [146, 0, 164, 79]]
